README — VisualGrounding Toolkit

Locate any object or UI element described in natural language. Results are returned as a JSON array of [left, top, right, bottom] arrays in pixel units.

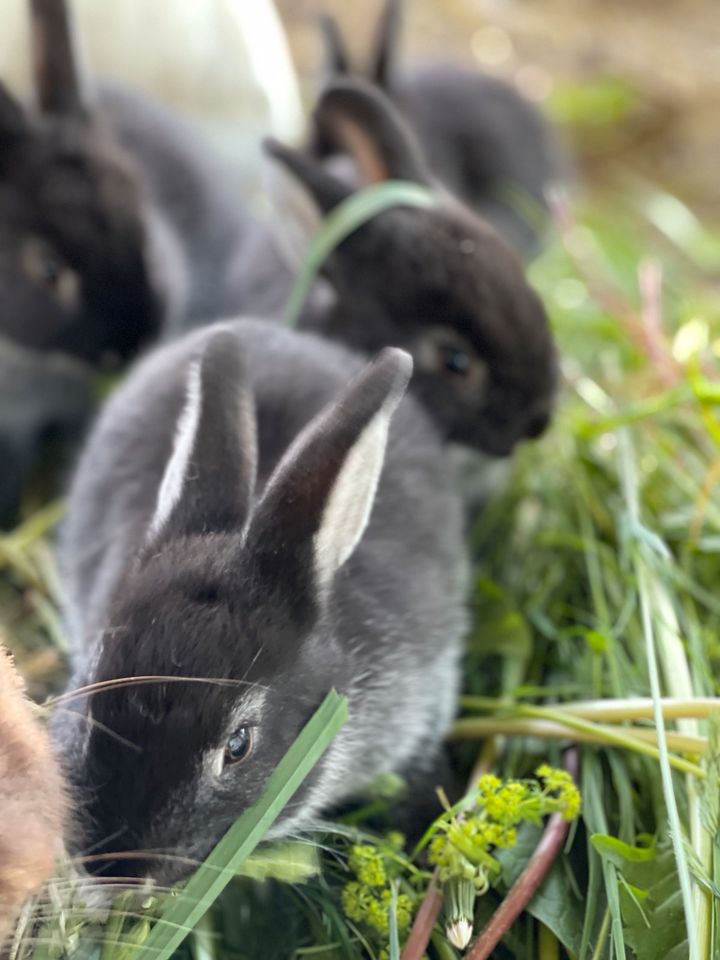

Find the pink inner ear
[[330, 112, 389, 185]]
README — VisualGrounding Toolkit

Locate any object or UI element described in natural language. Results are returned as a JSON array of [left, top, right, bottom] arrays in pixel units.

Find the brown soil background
[[276, 0, 720, 217]]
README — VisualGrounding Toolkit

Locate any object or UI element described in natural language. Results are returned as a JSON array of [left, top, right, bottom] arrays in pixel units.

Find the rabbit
[[52, 321, 469, 886], [0, 0, 252, 527], [0, 0, 249, 361], [0, 641, 66, 941], [313, 0, 565, 260], [255, 77, 559, 461]]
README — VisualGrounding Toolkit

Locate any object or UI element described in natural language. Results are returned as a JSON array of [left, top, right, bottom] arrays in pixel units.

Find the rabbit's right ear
[[244, 348, 412, 617], [30, 0, 89, 116], [148, 329, 257, 541], [318, 14, 352, 77], [368, 0, 401, 89]]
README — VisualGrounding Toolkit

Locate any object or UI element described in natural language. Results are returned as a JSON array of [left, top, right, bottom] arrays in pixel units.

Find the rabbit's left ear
[[30, 0, 89, 117], [244, 348, 412, 611]]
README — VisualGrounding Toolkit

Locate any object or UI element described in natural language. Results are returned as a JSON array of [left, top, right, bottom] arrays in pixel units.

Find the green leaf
[[139, 689, 348, 960], [591, 833, 656, 867], [283, 180, 436, 327]]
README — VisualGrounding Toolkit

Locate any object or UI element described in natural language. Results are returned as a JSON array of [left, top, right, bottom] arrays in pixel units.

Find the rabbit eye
[[223, 726, 253, 767], [21, 237, 81, 311], [440, 346, 471, 376]]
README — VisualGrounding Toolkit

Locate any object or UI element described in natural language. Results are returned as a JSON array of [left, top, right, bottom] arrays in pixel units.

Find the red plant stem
[[401, 741, 499, 960], [400, 872, 444, 960], [465, 747, 580, 960]]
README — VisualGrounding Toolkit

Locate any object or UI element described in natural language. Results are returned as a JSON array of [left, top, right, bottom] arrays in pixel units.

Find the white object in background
[[0, 0, 303, 193]]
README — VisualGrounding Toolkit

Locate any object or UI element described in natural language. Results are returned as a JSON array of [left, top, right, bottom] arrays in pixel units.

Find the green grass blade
[[618, 431, 699, 959], [283, 180, 436, 328], [139, 689, 348, 960]]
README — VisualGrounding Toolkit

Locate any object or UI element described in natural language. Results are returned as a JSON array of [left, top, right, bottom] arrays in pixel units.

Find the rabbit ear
[[368, 0, 401, 88], [318, 14, 352, 77], [245, 348, 412, 609], [262, 137, 353, 272], [29, 0, 89, 116], [149, 329, 257, 540], [314, 78, 431, 185]]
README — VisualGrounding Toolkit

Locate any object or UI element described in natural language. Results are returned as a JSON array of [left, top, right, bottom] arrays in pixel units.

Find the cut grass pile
[[2, 180, 720, 959]]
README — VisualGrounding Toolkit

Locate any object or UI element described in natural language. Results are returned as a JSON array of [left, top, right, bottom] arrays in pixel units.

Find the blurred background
[[2, 0, 718, 211]]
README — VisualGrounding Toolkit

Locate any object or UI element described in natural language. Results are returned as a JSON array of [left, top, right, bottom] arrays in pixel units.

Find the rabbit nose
[[524, 412, 550, 439]]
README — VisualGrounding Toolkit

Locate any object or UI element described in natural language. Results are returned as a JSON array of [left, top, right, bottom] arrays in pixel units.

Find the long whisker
[[45, 674, 272, 708]]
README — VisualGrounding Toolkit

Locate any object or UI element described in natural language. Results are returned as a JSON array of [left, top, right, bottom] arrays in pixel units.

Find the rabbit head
[[265, 79, 558, 457], [0, 0, 167, 365], [62, 331, 411, 885]]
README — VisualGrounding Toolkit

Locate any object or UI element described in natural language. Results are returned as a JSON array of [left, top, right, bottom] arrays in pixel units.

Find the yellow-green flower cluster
[[428, 767, 581, 889], [341, 843, 414, 939], [536, 764, 582, 820]]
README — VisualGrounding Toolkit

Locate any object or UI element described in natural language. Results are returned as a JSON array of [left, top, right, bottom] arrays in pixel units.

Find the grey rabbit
[[54, 321, 468, 885], [314, 0, 564, 259], [0, 0, 249, 524], [257, 78, 558, 459], [1, 641, 66, 941]]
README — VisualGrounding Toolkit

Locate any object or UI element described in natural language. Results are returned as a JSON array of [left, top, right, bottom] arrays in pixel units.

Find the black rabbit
[[258, 78, 558, 459]]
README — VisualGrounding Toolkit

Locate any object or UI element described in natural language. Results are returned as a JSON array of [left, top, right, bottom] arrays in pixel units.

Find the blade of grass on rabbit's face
[[137, 689, 348, 960]]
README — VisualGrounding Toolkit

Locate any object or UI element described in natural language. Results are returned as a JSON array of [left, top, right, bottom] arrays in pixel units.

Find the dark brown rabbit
[[314, 0, 564, 259], [262, 79, 558, 458], [0, 642, 65, 940]]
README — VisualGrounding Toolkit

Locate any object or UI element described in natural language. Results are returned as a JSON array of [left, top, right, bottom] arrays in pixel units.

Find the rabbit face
[[265, 78, 558, 458], [0, 88, 165, 364], [67, 539, 343, 884], [322, 205, 557, 456]]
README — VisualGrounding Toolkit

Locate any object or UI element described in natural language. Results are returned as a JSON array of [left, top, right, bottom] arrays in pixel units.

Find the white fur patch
[[149, 361, 202, 537], [313, 407, 392, 591]]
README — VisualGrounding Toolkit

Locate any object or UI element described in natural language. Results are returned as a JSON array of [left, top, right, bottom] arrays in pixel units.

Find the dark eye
[[440, 345, 471, 376], [38, 249, 62, 288], [224, 726, 253, 766]]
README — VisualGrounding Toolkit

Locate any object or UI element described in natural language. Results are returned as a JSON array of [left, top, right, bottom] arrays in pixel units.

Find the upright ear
[[314, 78, 431, 185], [368, 0, 401, 89], [244, 348, 412, 607], [262, 137, 353, 271], [29, 0, 89, 116], [149, 329, 257, 540], [318, 14, 352, 77]]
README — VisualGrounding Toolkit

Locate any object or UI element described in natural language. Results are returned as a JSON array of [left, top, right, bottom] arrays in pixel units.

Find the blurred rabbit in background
[[312, 0, 564, 260]]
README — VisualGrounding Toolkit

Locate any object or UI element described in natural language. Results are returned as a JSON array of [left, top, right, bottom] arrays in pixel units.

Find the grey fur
[[54, 320, 468, 885]]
